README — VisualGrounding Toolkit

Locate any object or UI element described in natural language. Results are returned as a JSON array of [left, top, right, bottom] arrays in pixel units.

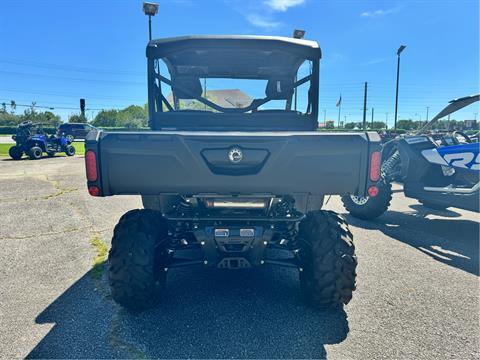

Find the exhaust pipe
[[423, 181, 479, 194]]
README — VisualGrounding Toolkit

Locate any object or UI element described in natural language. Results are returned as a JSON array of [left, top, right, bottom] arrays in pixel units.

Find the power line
[[0, 58, 145, 77]]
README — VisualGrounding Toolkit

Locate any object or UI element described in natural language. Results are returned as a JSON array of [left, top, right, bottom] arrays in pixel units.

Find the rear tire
[[8, 146, 23, 160], [341, 181, 392, 220], [28, 146, 43, 160], [298, 210, 357, 309], [65, 145, 75, 156], [108, 209, 169, 312]]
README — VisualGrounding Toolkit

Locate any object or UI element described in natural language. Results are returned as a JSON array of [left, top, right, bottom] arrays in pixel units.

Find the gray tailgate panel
[[95, 131, 370, 196]]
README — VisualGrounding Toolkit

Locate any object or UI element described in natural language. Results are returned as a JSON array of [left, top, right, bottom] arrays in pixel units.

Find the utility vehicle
[[9, 121, 75, 160], [58, 122, 97, 141], [84, 35, 382, 311], [343, 94, 480, 219]]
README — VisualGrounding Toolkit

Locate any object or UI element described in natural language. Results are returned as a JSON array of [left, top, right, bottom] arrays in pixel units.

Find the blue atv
[[342, 94, 480, 218], [8, 121, 76, 160]]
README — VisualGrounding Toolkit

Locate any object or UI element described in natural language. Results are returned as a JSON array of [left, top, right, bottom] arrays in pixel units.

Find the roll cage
[[146, 36, 321, 130]]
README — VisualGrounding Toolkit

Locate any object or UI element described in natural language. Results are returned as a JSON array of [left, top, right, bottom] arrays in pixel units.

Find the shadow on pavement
[[28, 265, 350, 359], [345, 207, 479, 276]]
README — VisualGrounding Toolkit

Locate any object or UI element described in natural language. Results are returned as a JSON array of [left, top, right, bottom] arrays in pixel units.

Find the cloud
[[360, 8, 399, 18], [246, 14, 282, 29], [362, 58, 387, 66], [264, 0, 305, 12]]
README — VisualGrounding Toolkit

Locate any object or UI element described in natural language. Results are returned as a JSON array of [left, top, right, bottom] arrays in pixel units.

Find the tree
[[396, 119, 417, 130], [344, 122, 357, 129], [369, 121, 386, 129], [68, 114, 88, 123], [92, 104, 149, 128], [325, 120, 335, 129], [91, 109, 120, 127], [0, 112, 19, 126]]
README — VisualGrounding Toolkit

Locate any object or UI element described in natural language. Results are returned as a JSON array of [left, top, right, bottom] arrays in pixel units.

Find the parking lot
[[0, 155, 478, 359]]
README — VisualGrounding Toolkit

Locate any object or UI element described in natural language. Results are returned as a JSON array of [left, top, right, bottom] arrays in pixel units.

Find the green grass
[[0, 142, 85, 157], [90, 236, 109, 280]]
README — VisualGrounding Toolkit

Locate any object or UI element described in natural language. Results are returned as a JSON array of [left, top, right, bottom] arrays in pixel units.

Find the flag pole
[[337, 94, 342, 128]]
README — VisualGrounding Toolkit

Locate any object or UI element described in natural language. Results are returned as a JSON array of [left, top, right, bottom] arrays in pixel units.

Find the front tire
[[28, 146, 43, 160], [8, 146, 23, 160], [341, 181, 392, 220], [108, 209, 169, 312], [298, 210, 357, 309]]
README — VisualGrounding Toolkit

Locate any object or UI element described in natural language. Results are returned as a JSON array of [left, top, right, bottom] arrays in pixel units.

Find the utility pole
[[394, 45, 406, 130], [323, 109, 326, 124], [426, 106, 430, 122], [371, 107, 374, 126], [362, 82, 368, 130], [337, 94, 342, 128]]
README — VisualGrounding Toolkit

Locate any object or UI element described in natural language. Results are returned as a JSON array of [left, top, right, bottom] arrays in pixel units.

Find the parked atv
[[9, 121, 76, 160], [85, 35, 384, 312], [342, 94, 480, 219]]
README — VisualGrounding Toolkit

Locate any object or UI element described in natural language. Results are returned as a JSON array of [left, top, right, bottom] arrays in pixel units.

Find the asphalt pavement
[[0, 156, 478, 359]]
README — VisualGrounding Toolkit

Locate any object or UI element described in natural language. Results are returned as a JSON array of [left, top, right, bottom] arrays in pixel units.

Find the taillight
[[85, 150, 98, 182], [369, 151, 381, 182], [88, 186, 100, 196]]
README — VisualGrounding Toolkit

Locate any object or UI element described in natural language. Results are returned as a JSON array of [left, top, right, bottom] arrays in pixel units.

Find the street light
[[292, 29, 305, 110], [143, 2, 159, 41], [394, 44, 406, 130]]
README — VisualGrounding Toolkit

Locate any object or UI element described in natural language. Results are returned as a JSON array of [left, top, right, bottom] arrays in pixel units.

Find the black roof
[[146, 35, 321, 79]]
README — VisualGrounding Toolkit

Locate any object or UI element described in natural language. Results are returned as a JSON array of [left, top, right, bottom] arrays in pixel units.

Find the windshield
[[151, 58, 315, 115]]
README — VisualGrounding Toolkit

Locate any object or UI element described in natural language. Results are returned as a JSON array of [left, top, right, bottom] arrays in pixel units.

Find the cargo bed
[[85, 130, 381, 197]]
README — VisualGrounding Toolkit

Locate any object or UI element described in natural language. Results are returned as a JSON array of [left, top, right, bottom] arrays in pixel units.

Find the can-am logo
[[228, 147, 243, 163]]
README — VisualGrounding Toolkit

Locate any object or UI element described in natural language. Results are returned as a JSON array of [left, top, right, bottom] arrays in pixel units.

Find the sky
[[0, 0, 479, 127]]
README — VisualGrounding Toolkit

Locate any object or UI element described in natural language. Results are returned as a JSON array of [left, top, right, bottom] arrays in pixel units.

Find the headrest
[[172, 76, 203, 99], [265, 78, 294, 100]]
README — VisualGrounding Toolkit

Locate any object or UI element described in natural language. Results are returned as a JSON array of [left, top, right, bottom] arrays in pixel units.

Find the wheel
[[341, 181, 392, 220], [66, 134, 74, 142], [8, 146, 23, 160], [420, 201, 449, 211], [108, 209, 169, 312], [298, 210, 357, 309], [28, 146, 43, 160], [65, 145, 75, 156]]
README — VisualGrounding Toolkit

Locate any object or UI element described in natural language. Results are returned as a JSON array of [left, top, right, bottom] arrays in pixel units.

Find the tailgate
[[86, 131, 380, 196]]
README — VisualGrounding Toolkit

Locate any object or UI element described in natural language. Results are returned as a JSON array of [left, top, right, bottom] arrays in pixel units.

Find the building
[[166, 89, 252, 110]]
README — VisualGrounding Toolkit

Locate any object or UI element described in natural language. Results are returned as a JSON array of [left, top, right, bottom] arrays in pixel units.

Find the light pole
[[143, 2, 159, 41], [426, 106, 429, 122], [394, 45, 406, 130]]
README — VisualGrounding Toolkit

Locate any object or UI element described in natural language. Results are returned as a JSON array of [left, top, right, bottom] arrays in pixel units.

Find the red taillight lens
[[370, 151, 381, 182], [85, 150, 98, 182], [88, 186, 100, 197], [368, 185, 379, 197]]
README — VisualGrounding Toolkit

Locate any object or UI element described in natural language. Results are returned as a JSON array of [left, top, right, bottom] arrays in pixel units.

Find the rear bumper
[[86, 130, 380, 197]]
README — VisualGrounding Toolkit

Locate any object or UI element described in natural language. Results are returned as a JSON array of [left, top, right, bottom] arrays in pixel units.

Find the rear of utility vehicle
[[85, 35, 382, 312]]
